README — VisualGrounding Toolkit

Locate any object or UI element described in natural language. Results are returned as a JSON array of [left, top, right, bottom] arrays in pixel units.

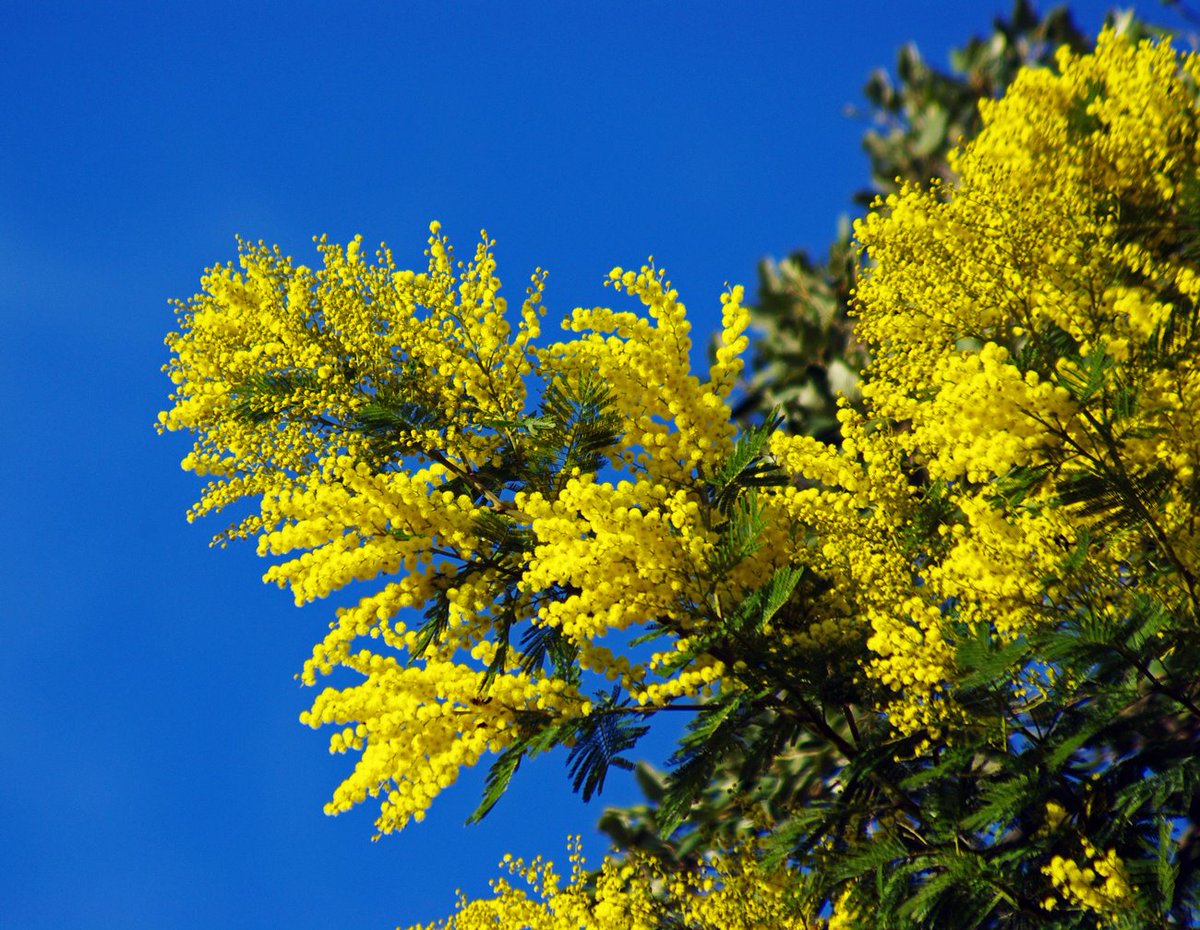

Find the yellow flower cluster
[[825, 885, 861, 930], [160, 226, 543, 537], [849, 26, 1200, 726], [163, 223, 800, 835], [403, 840, 811, 930], [300, 659, 581, 832], [1042, 840, 1133, 922]]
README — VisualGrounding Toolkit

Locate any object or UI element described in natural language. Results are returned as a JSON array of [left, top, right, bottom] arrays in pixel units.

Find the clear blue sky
[[0, 2, 1159, 927]]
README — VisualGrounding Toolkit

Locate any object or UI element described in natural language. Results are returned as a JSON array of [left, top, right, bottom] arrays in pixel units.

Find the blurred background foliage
[[730, 0, 1157, 444]]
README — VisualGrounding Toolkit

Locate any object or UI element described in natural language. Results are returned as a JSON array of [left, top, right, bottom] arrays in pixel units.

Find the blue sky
[[0, 2, 1157, 928]]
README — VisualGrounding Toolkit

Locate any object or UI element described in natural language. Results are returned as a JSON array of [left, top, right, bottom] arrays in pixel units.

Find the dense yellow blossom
[[162, 24, 1200, 925], [1042, 840, 1134, 922], [403, 841, 811, 930], [162, 222, 788, 835], [852, 26, 1200, 728]]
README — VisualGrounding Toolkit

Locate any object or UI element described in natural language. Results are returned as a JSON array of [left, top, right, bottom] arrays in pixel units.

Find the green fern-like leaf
[[229, 369, 321, 424], [728, 566, 804, 636], [410, 589, 451, 661], [518, 620, 581, 685], [466, 711, 565, 824], [566, 686, 650, 802], [708, 490, 768, 578], [658, 695, 754, 835], [534, 373, 623, 485], [706, 414, 787, 513]]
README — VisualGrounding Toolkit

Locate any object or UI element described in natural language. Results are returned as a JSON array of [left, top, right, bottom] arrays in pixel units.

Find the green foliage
[[229, 369, 322, 424], [704, 412, 788, 513], [566, 687, 651, 802], [467, 709, 565, 824], [533, 372, 624, 489]]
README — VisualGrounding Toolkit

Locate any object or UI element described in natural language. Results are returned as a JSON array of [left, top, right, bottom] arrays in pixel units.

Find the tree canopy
[[160, 12, 1200, 930]]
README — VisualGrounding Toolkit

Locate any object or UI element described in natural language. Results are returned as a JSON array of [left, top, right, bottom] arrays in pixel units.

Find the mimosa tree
[[161, 24, 1200, 930]]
